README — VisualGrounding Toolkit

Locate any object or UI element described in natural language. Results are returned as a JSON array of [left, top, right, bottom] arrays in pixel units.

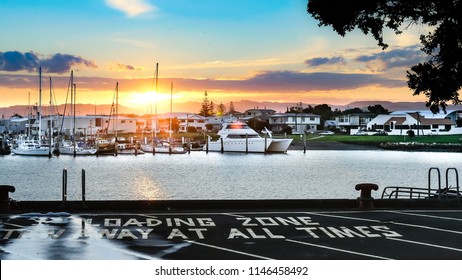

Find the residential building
[[269, 113, 320, 134], [336, 113, 377, 132], [155, 113, 208, 133], [241, 108, 276, 122], [178, 114, 207, 132], [41, 115, 137, 137], [354, 110, 462, 135]]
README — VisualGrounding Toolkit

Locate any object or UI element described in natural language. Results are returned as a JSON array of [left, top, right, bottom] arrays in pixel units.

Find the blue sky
[[0, 0, 428, 113]]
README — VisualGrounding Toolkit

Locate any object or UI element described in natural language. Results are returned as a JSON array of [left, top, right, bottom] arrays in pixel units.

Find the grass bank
[[302, 134, 462, 144]]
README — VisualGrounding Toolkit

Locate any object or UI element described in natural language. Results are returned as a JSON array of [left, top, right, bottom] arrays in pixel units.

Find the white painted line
[[385, 210, 462, 222], [310, 211, 462, 235], [222, 213, 246, 218], [400, 210, 462, 213], [286, 239, 392, 260], [2, 222, 25, 228], [307, 212, 382, 223], [186, 240, 274, 260], [389, 221, 462, 235], [387, 237, 462, 252]]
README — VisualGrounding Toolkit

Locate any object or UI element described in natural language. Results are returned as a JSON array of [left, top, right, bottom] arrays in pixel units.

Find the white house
[[356, 110, 462, 135], [154, 113, 208, 133], [242, 109, 276, 121], [269, 113, 320, 134], [336, 113, 377, 131]]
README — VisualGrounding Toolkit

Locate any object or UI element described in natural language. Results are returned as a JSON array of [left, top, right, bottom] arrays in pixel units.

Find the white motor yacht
[[203, 122, 292, 153]]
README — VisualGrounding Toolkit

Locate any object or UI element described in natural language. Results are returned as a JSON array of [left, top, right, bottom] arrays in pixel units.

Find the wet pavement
[[1, 209, 462, 260]]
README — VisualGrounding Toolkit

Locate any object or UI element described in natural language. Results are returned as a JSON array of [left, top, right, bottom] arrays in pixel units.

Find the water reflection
[[0, 151, 460, 200]]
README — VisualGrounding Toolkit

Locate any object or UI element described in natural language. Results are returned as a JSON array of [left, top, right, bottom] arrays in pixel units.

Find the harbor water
[[0, 150, 460, 201]]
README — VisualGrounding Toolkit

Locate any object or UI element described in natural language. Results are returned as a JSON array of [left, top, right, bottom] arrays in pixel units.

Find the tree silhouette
[[199, 90, 214, 117], [307, 0, 462, 113]]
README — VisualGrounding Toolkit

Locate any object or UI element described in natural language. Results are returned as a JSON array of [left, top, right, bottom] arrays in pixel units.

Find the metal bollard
[[62, 168, 68, 207], [82, 169, 86, 207], [0, 185, 15, 213], [355, 183, 379, 209]]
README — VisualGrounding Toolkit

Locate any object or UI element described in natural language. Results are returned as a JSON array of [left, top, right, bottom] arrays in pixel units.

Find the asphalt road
[[1, 209, 461, 260]]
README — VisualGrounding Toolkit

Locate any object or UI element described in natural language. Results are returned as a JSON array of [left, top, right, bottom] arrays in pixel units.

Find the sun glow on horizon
[[122, 90, 187, 108]]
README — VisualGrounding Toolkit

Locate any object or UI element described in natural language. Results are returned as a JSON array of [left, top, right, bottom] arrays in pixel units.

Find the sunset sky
[[0, 0, 430, 114]]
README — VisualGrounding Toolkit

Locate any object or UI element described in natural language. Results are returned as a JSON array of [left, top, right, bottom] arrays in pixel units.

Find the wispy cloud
[[355, 45, 426, 71], [0, 70, 405, 94], [305, 56, 345, 67], [0, 51, 97, 74], [111, 63, 143, 71], [105, 0, 157, 18]]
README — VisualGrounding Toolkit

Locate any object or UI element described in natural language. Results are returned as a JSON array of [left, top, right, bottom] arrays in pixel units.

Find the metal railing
[[381, 167, 461, 205]]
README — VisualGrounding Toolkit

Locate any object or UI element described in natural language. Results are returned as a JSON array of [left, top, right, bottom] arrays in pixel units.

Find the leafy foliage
[[307, 0, 462, 112]]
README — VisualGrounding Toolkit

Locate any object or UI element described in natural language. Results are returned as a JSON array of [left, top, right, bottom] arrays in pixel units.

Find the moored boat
[[203, 121, 292, 153], [141, 140, 187, 154], [59, 141, 97, 156], [12, 135, 51, 156]]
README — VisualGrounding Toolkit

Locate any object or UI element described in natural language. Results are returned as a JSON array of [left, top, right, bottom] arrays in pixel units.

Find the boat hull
[[12, 147, 51, 156], [267, 138, 293, 153], [59, 147, 98, 156], [205, 138, 272, 153], [117, 149, 145, 155], [141, 144, 187, 154]]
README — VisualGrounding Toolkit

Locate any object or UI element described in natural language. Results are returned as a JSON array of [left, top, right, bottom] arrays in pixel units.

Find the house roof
[[408, 113, 454, 125], [270, 113, 320, 117], [391, 110, 459, 119], [384, 117, 406, 125]]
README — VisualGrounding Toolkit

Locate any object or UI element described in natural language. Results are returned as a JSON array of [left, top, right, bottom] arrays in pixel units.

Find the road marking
[[387, 237, 462, 252], [2, 222, 24, 228], [386, 210, 462, 221], [307, 212, 382, 223], [389, 221, 462, 235], [286, 239, 392, 260], [310, 211, 462, 235], [186, 240, 274, 260]]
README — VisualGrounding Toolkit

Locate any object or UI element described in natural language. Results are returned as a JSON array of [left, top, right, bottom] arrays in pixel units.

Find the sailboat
[[140, 64, 186, 154], [96, 82, 118, 156], [12, 67, 53, 157], [58, 72, 97, 156]]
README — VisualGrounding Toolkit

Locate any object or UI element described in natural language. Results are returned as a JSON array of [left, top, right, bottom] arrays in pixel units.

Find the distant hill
[[337, 101, 429, 111]]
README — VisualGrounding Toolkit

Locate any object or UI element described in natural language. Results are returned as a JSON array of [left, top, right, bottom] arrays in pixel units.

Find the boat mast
[[154, 63, 158, 138], [73, 83, 77, 157], [28, 92, 31, 137], [115, 82, 118, 141], [38, 67, 42, 145], [49, 77, 52, 158], [169, 81, 173, 142]]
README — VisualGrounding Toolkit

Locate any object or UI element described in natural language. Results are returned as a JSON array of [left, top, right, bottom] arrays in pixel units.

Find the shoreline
[[289, 141, 462, 152], [289, 141, 382, 151]]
